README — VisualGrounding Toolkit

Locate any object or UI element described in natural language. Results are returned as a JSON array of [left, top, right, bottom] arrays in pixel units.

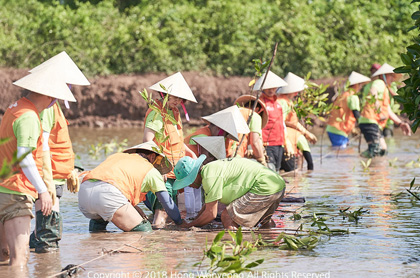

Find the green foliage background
[[0, 0, 415, 78]]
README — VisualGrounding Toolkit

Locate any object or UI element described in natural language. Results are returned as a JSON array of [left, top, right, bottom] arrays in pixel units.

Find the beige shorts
[[0, 192, 34, 224], [78, 180, 129, 222], [226, 189, 285, 227]]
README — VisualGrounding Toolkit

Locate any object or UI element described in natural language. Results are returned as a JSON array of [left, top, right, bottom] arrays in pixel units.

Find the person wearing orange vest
[[231, 95, 268, 166], [78, 142, 184, 232], [326, 71, 371, 148], [281, 127, 313, 171], [143, 72, 197, 228], [359, 64, 411, 158], [27, 52, 90, 253], [253, 71, 291, 172], [0, 60, 77, 267]]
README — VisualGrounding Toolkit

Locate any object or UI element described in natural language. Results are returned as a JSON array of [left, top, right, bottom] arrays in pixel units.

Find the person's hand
[[178, 219, 191, 229], [304, 131, 317, 144], [67, 169, 80, 193], [400, 122, 412, 136], [38, 191, 52, 216], [162, 174, 168, 182], [284, 139, 295, 157]]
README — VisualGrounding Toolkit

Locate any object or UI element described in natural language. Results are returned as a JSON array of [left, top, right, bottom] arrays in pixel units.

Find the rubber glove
[[67, 169, 80, 193], [42, 151, 56, 206]]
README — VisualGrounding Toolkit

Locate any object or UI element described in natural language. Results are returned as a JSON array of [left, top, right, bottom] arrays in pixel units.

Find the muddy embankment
[[0, 68, 342, 128]]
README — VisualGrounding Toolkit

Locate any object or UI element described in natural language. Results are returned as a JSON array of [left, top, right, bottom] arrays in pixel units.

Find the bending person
[[78, 142, 184, 232]]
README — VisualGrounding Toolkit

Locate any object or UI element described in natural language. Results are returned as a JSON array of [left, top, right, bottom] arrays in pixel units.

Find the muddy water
[[2, 127, 420, 277]]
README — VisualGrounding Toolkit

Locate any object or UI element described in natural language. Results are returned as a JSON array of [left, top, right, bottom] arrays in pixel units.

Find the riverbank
[[0, 68, 341, 128]]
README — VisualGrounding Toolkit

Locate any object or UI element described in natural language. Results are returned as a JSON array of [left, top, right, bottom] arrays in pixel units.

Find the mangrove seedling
[[339, 207, 369, 224], [360, 158, 372, 171]]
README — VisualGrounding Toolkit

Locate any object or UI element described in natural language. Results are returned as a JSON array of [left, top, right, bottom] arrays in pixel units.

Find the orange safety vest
[[0, 98, 43, 198], [49, 103, 75, 179], [361, 83, 390, 129], [226, 108, 252, 157], [83, 153, 153, 206], [144, 99, 185, 179], [184, 126, 212, 157], [327, 91, 357, 135], [277, 95, 299, 125]]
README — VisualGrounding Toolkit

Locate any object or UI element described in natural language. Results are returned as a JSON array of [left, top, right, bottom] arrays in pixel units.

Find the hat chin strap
[[181, 101, 190, 121], [47, 99, 57, 109]]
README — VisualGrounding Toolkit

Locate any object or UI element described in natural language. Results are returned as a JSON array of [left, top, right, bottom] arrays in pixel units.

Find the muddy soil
[[0, 68, 343, 127]]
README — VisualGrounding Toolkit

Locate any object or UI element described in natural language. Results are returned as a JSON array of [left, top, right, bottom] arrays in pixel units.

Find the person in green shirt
[[173, 155, 285, 230]]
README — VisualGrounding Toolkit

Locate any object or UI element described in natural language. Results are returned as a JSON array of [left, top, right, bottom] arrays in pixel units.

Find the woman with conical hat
[[0, 60, 77, 267], [253, 71, 291, 172], [326, 71, 370, 148], [280, 127, 313, 172], [358, 63, 411, 158], [142, 72, 198, 228], [229, 95, 268, 166], [79, 141, 185, 232], [27, 51, 90, 254], [185, 105, 250, 158]]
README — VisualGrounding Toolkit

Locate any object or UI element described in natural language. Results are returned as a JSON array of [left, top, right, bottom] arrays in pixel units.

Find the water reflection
[[1, 127, 418, 277]]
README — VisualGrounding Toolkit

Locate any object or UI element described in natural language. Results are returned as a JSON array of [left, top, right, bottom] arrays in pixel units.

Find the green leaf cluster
[[0, 0, 414, 78], [88, 138, 128, 160]]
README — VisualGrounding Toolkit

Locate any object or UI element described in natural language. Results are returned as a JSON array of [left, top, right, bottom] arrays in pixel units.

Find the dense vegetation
[[0, 0, 415, 78]]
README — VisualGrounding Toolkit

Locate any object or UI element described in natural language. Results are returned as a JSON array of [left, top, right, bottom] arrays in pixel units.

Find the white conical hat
[[201, 106, 250, 141], [253, 71, 288, 91], [193, 136, 226, 160], [29, 51, 90, 86], [149, 72, 197, 103], [371, 63, 395, 77], [13, 65, 76, 102], [348, 71, 371, 86], [277, 72, 307, 94]]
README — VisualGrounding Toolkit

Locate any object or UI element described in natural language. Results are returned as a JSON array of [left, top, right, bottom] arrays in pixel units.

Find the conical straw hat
[[13, 65, 76, 102], [277, 72, 307, 94], [149, 72, 197, 103], [253, 71, 288, 91], [29, 51, 90, 86], [123, 141, 172, 175], [371, 63, 395, 77], [348, 71, 371, 86], [201, 106, 250, 141], [192, 136, 226, 160], [234, 95, 268, 128]]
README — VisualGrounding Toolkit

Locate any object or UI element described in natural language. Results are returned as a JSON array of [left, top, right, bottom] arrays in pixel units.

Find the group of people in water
[[0, 51, 412, 268]]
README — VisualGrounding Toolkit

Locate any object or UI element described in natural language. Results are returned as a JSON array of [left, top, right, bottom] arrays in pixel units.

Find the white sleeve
[[18, 146, 48, 194], [42, 131, 50, 151]]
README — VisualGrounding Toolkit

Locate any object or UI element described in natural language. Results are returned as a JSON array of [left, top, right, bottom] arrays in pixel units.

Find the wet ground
[[1, 127, 420, 277]]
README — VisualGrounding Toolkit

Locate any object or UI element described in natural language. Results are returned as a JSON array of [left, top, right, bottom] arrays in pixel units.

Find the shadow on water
[[2, 127, 420, 277]]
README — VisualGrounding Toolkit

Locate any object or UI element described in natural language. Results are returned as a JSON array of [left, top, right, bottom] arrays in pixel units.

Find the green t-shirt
[[40, 105, 55, 133], [297, 135, 310, 152], [278, 99, 291, 119], [201, 158, 285, 204], [359, 79, 387, 125], [249, 112, 262, 136], [145, 110, 180, 142], [142, 167, 167, 193]]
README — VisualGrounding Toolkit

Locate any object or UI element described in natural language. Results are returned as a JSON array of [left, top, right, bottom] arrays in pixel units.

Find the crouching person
[[78, 142, 184, 232], [174, 156, 285, 230]]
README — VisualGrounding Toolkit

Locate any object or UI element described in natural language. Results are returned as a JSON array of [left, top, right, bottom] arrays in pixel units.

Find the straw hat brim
[[234, 95, 268, 128], [123, 142, 172, 175]]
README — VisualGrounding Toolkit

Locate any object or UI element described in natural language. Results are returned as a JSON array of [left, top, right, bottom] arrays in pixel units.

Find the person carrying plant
[[228, 95, 268, 166], [174, 155, 285, 230], [281, 127, 313, 172], [27, 51, 90, 253], [254, 71, 291, 172], [358, 63, 411, 158], [78, 142, 184, 232], [142, 72, 197, 228], [0, 61, 76, 267], [326, 71, 371, 148]]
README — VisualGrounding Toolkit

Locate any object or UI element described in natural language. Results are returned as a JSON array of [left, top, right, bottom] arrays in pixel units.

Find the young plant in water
[[406, 178, 420, 201], [195, 227, 264, 274], [339, 207, 369, 224], [88, 139, 128, 160], [360, 158, 372, 171]]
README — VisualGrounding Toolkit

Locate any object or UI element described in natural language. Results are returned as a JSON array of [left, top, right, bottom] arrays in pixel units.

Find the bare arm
[[187, 200, 218, 227], [143, 127, 156, 142], [388, 106, 412, 136]]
